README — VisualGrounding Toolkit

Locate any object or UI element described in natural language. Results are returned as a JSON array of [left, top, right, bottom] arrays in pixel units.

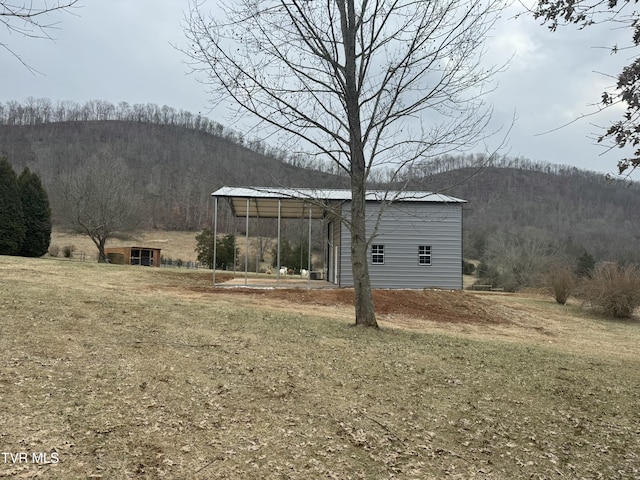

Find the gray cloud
[[2, 0, 636, 178]]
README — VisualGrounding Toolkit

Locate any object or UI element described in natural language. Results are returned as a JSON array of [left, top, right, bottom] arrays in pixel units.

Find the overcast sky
[[2, 0, 636, 178]]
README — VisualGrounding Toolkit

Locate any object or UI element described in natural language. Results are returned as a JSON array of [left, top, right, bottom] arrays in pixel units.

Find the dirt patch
[[194, 286, 510, 325]]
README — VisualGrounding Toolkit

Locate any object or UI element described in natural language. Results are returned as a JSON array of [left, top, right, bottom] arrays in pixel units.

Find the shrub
[[475, 261, 501, 289], [581, 262, 640, 318], [462, 259, 476, 275], [483, 229, 558, 291], [548, 264, 575, 305], [575, 251, 596, 277], [62, 244, 76, 258], [48, 244, 60, 257]]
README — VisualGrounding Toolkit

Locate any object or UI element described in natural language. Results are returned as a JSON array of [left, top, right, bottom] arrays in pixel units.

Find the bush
[[475, 261, 501, 289], [581, 262, 640, 318], [62, 244, 76, 258], [548, 264, 575, 305], [462, 259, 476, 275], [48, 244, 60, 257], [575, 251, 596, 277], [482, 229, 558, 291]]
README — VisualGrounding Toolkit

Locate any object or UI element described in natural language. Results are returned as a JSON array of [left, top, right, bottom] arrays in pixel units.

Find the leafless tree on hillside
[[183, 0, 509, 327], [484, 228, 559, 291], [57, 152, 141, 263]]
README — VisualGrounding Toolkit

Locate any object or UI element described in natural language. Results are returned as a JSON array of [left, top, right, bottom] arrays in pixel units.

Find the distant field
[[50, 230, 200, 263], [0, 256, 638, 479]]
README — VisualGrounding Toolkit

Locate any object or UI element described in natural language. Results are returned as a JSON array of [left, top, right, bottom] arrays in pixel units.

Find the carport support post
[[212, 196, 218, 286], [321, 213, 326, 283], [277, 199, 281, 286], [308, 206, 312, 287], [245, 198, 249, 286]]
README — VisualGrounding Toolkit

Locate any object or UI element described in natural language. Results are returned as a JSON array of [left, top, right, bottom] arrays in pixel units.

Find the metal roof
[[212, 186, 465, 219]]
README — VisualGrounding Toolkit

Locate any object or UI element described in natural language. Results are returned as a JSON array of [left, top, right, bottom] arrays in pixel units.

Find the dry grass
[[50, 230, 200, 263], [50, 230, 281, 268], [1, 256, 639, 479]]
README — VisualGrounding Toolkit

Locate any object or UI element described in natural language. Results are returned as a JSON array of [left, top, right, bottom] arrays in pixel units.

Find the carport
[[211, 187, 336, 287]]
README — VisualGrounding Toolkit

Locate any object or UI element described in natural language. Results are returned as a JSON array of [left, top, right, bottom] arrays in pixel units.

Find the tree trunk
[[341, 0, 377, 328], [90, 235, 108, 263], [350, 162, 378, 327], [97, 242, 108, 263], [350, 185, 378, 327]]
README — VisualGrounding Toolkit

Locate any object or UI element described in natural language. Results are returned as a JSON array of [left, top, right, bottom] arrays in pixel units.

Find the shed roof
[[212, 186, 465, 219], [104, 246, 162, 251]]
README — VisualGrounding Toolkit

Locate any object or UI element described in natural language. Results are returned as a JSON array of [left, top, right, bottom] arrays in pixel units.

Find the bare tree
[[57, 152, 141, 263], [183, 0, 507, 327], [1, 0, 78, 71], [484, 228, 559, 291]]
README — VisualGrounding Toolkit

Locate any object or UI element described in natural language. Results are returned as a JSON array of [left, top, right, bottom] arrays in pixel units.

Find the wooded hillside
[[0, 113, 344, 230], [1, 99, 639, 263], [410, 164, 640, 263]]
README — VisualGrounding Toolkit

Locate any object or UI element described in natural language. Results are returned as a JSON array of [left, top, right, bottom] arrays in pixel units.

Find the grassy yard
[[0, 256, 638, 479], [49, 230, 200, 264]]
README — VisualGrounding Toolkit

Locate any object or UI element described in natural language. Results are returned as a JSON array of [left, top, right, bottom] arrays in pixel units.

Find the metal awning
[[212, 187, 337, 218], [211, 186, 465, 219]]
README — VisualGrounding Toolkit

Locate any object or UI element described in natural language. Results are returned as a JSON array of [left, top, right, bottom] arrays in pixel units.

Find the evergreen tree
[[271, 239, 310, 272], [0, 157, 25, 255], [18, 167, 52, 257], [576, 251, 596, 278], [195, 230, 237, 269], [217, 234, 237, 270]]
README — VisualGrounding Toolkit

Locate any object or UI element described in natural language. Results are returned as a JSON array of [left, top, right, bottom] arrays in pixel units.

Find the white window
[[419, 245, 432, 265], [372, 244, 384, 264]]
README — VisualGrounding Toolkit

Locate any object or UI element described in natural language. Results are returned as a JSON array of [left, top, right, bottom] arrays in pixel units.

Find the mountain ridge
[[1, 116, 638, 263]]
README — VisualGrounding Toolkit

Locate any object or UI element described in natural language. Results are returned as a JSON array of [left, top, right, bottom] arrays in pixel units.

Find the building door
[[140, 250, 151, 266]]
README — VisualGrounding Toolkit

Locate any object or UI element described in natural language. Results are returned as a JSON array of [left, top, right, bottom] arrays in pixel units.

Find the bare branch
[[526, 0, 640, 176], [1, 1, 80, 72]]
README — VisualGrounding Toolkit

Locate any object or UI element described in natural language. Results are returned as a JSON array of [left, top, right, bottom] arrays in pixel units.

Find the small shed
[[104, 246, 161, 267]]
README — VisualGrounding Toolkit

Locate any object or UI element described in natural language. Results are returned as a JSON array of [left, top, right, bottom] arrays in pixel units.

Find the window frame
[[418, 245, 432, 266], [371, 244, 385, 265]]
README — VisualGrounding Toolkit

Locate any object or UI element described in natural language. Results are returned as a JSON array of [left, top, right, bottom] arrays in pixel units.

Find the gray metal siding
[[339, 201, 462, 289]]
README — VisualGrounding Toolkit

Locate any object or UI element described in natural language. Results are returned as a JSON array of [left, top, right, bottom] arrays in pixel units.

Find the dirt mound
[[373, 289, 507, 324], [208, 287, 510, 325]]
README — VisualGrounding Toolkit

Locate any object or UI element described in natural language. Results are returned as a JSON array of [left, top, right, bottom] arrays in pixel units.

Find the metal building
[[211, 187, 465, 289]]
